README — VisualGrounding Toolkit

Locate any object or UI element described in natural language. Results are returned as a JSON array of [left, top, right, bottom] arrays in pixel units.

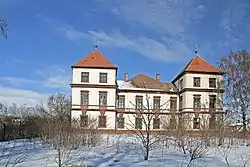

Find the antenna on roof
[[94, 38, 99, 50], [195, 44, 199, 55]]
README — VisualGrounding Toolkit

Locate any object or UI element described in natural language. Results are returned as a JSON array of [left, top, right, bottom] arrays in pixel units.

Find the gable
[[72, 50, 117, 69]]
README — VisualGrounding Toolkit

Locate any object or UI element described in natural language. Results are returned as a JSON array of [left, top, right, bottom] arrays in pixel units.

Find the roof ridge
[[72, 50, 117, 69]]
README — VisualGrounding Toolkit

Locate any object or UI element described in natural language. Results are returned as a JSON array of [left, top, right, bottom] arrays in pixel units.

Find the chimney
[[156, 73, 160, 81], [124, 73, 129, 82]]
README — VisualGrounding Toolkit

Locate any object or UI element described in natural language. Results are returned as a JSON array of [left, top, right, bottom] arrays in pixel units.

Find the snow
[[117, 80, 165, 91], [117, 80, 135, 89], [1, 136, 250, 167]]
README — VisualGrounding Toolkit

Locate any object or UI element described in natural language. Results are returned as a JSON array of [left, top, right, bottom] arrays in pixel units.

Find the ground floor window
[[80, 115, 88, 127], [193, 117, 200, 129], [117, 117, 125, 129], [153, 118, 160, 129], [98, 116, 107, 128], [169, 117, 176, 129], [135, 117, 142, 129], [209, 114, 216, 129]]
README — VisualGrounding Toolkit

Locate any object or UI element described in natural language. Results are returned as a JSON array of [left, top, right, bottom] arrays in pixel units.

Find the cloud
[[0, 66, 70, 91], [87, 30, 192, 62], [0, 77, 37, 87], [219, 0, 249, 46], [56, 24, 88, 44], [0, 85, 48, 106], [109, 0, 206, 36], [37, 66, 71, 90]]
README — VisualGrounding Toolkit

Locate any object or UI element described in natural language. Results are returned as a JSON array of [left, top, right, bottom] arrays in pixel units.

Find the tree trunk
[[242, 113, 247, 135]]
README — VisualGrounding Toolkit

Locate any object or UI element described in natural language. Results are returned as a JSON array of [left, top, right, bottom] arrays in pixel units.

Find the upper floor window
[[136, 96, 143, 109], [209, 78, 216, 88], [170, 97, 177, 112], [117, 95, 125, 109], [80, 91, 89, 105], [209, 95, 216, 109], [153, 96, 161, 109], [193, 77, 200, 87], [193, 95, 201, 109], [81, 72, 89, 82], [179, 79, 183, 90], [179, 96, 183, 110], [99, 73, 107, 83], [99, 91, 107, 106]]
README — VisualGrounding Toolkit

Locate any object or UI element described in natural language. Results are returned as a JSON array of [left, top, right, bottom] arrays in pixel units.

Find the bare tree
[[218, 50, 250, 134], [0, 13, 8, 38], [126, 83, 171, 160], [0, 140, 28, 167]]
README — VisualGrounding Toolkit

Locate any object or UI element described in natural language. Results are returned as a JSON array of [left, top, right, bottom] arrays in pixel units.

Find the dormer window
[[99, 73, 107, 83], [209, 78, 216, 88], [81, 72, 89, 82], [193, 77, 200, 87]]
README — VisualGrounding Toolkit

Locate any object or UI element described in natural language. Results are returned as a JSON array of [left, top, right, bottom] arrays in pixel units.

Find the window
[[153, 96, 160, 109], [81, 72, 89, 82], [179, 79, 183, 90], [117, 117, 125, 129], [179, 96, 183, 110], [193, 77, 200, 87], [80, 91, 88, 105], [80, 115, 88, 127], [136, 96, 143, 109], [209, 95, 216, 109], [99, 73, 107, 83], [153, 118, 160, 129], [209, 78, 216, 88], [99, 92, 107, 106], [169, 117, 176, 129], [209, 114, 216, 129], [193, 95, 201, 109], [170, 97, 177, 112], [193, 117, 200, 129], [135, 117, 142, 129], [117, 95, 125, 109], [98, 116, 106, 128]]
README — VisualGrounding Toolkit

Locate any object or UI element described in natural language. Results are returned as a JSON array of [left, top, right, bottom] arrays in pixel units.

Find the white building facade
[[71, 49, 224, 132]]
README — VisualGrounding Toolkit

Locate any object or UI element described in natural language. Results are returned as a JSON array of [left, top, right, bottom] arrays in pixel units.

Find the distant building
[[71, 49, 224, 132]]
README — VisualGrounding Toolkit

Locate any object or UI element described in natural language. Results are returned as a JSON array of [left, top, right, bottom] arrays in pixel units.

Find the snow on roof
[[117, 80, 165, 91], [117, 80, 135, 89]]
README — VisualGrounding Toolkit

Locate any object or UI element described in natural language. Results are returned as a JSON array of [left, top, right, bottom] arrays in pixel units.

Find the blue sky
[[0, 0, 250, 105]]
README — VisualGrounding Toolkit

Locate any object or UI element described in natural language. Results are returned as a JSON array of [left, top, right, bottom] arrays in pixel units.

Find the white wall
[[72, 68, 116, 85], [117, 91, 178, 130], [72, 87, 116, 110], [182, 91, 222, 110], [71, 110, 116, 129], [184, 73, 222, 89]]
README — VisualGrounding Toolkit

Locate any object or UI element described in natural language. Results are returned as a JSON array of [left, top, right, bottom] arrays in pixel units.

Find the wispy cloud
[[219, 0, 249, 47], [86, 30, 192, 62], [36, 66, 71, 90], [0, 85, 48, 106], [109, 0, 206, 36], [37, 0, 205, 63], [56, 24, 88, 44], [0, 66, 70, 91]]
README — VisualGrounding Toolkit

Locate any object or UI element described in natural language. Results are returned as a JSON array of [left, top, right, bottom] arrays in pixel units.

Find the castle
[[71, 49, 224, 132]]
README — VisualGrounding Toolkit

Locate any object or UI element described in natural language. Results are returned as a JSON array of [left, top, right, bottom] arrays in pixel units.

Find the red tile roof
[[130, 74, 177, 91], [172, 55, 222, 83], [184, 56, 220, 73], [72, 50, 117, 69]]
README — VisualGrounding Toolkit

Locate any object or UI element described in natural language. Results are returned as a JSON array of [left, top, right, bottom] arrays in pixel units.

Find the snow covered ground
[[1, 135, 250, 167]]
